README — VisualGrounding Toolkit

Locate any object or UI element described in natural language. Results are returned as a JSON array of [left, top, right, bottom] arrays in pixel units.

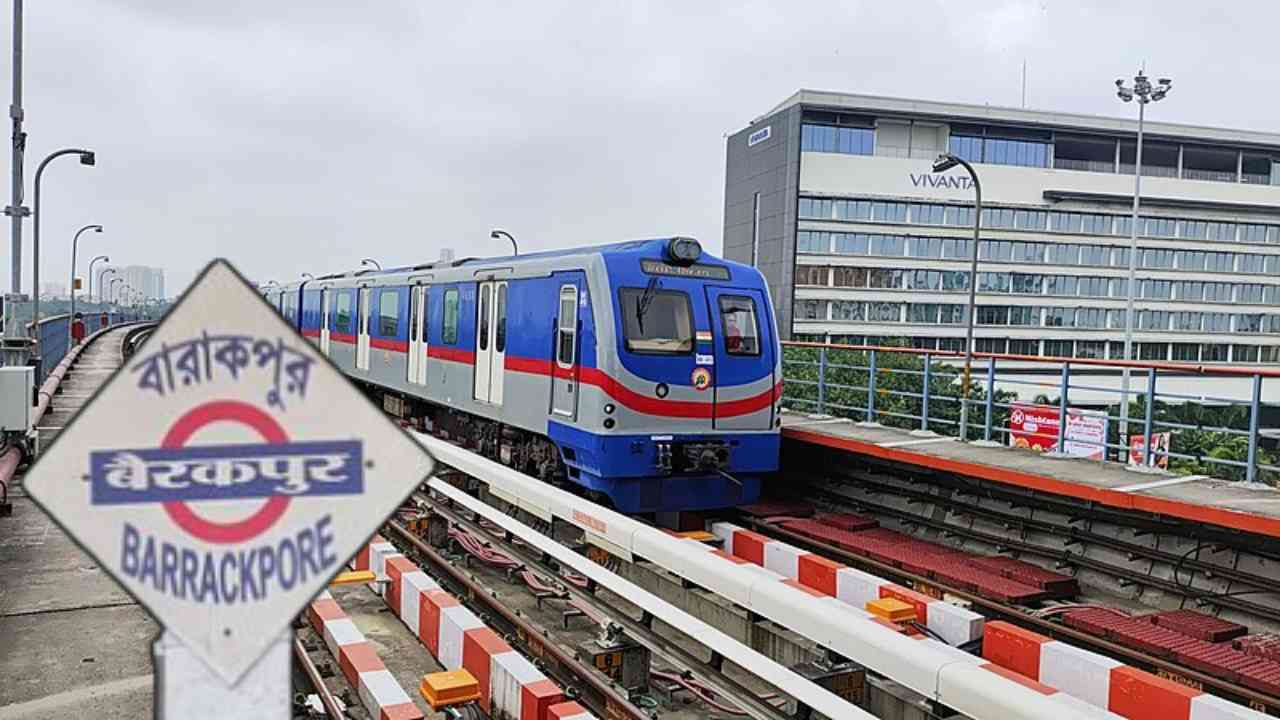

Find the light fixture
[[932, 154, 961, 173]]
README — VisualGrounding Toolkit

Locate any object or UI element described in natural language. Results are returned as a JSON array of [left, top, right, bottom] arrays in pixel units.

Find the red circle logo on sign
[[160, 400, 291, 544]]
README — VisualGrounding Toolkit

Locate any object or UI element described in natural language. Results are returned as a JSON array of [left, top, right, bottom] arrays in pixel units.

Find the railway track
[[395, 486, 794, 720], [743, 470, 1280, 714]]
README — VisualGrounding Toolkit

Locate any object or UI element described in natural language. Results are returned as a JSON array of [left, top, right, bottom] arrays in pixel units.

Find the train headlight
[[665, 237, 702, 265], [604, 403, 615, 415]]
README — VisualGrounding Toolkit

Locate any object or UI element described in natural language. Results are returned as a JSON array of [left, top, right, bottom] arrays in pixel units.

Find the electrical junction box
[[579, 637, 650, 692], [0, 366, 34, 433]]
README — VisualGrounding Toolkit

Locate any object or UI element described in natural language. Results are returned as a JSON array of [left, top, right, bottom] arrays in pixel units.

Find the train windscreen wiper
[[635, 276, 659, 334]]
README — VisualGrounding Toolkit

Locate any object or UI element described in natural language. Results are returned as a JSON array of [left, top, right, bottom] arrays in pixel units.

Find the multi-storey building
[[724, 90, 1280, 364]]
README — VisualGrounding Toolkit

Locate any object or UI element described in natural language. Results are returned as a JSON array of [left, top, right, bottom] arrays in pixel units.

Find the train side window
[[557, 286, 576, 367], [495, 284, 507, 353], [443, 288, 459, 344], [478, 285, 490, 351], [719, 295, 761, 356], [379, 289, 398, 336], [336, 292, 351, 333]]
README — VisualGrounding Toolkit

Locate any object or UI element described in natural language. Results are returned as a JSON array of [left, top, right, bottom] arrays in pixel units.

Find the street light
[[932, 152, 984, 442], [1115, 70, 1172, 465], [98, 267, 116, 303], [360, 258, 381, 271], [301, 272, 314, 281], [490, 229, 518, 256], [31, 148, 94, 355], [88, 254, 108, 305], [70, 223, 101, 326], [109, 277, 122, 306]]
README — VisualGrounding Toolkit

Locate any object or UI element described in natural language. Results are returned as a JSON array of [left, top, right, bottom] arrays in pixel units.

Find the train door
[[472, 281, 508, 404], [550, 283, 579, 419], [704, 286, 774, 430], [356, 286, 371, 371], [319, 288, 331, 356], [408, 284, 429, 385]]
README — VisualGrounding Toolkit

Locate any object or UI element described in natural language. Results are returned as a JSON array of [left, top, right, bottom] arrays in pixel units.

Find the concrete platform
[[782, 411, 1280, 540], [0, 327, 157, 719]]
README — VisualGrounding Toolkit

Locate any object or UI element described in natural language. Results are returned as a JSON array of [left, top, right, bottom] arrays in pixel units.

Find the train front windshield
[[619, 286, 694, 353]]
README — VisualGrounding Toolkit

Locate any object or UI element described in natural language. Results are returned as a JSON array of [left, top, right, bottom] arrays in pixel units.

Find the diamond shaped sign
[[24, 259, 434, 682]]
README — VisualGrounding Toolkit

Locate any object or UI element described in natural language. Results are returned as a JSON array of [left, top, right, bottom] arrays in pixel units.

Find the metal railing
[[25, 306, 137, 380], [781, 341, 1280, 485]]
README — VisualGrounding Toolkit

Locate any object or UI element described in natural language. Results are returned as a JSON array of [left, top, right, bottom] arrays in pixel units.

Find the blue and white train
[[263, 237, 781, 513]]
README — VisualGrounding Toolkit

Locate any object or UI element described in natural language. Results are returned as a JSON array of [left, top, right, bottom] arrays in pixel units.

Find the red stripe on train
[[504, 356, 781, 419]]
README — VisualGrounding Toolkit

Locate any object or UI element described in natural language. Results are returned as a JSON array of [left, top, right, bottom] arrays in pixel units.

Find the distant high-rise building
[[41, 282, 67, 299], [115, 265, 166, 300]]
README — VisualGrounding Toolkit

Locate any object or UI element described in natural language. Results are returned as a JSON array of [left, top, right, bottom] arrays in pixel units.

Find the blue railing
[[781, 342, 1279, 485], [26, 306, 141, 381]]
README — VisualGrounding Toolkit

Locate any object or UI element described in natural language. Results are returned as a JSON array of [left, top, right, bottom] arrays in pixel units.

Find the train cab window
[[719, 295, 761, 356], [443, 289, 459, 344], [619, 286, 693, 354], [379, 290, 398, 336], [495, 284, 507, 353], [557, 286, 576, 366], [336, 292, 352, 333]]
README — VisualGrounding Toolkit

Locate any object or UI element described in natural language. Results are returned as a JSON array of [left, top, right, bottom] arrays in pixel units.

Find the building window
[[1008, 339, 1039, 356], [1234, 345, 1260, 362], [1202, 344, 1229, 362], [831, 301, 863, 321], [797, 231, 830, 253], [1045, 307, 1074, 327], [1013, 273, 1045, 295], [1171, 343, 1201, 362], [1172, 312, 1203, 331], [796, 300, 827, 320], [866, 302, 901, 322], [1205, 313, 1231, 332], [1009, 307, 1041, 326], [832, 267, 867, 287], [795, 265, 828, 286], [801, 124, 874, 155], [912, 204, 946, 225], [1076, 308, 1106, 329], [1076, 341, 1106, 359], [1239, 254, 1266, 273], [976, 338, 1006, 353], [1044, 339, 1073, 357], [1139, 343, 1168, 361], [977, 306, 1009, 325], [834, 233, 869, 255]]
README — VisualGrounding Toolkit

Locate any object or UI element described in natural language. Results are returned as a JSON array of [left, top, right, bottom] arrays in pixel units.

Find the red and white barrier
[[983, 622, 1269, 720], [711, 522, 984, 646], [548, 701, 596, 720], [353, 539, 581, 720], [306, 591, 423, 720]]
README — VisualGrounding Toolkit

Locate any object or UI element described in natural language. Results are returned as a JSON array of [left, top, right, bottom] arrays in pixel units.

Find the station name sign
[[909, 173, 974, 191], [640, 259, 731, 281]]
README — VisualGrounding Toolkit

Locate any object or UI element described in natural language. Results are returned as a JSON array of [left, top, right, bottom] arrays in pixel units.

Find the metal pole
[[1056, 363, 1070, 453], [816, 346, 827, 414], [865, 349, 877, 423], [32, 148, 93, 370], [6, 0, 23, 300], [1247, 374, 1262, 484], [920, 353, 932, 432], [983, 359, 996, 443], [88, 255, 107, 303], [1142, 368, 1156, 467], [99, 268, 115, 303], [69, 224, 100, 334], [1120, 99, 1145, 456], [957, 159, 983, 442]]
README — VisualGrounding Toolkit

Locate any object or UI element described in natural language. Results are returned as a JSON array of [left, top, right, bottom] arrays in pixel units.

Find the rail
[[780, 340, 1279, 485], [22, 306, 141, 380]]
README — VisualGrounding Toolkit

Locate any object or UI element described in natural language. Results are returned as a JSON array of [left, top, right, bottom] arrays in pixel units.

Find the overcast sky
[[3, 0, 1278, 297]]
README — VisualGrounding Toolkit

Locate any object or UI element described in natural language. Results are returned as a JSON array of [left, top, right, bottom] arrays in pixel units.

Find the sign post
[[23, 259, 434, 716]]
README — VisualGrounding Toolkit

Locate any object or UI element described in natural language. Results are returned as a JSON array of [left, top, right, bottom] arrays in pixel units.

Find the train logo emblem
[[22, 259, 434, 683], [691, 367, 712, 391]]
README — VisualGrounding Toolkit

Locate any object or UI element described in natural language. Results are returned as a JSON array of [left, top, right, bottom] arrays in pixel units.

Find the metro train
[[262, 237, 782, 513]]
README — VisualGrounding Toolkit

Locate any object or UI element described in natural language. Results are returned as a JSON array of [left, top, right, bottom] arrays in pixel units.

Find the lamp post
[[109, 277, 122, 306], [69, 223, 101, 328], [98, 267, 115, 303], [1115, 71, 1171, 462], [88, 254, 108, 306], [932, 153, 983, 441], [31, 148, 93, 366], [490, 229, 518, 256], [360, 258, 381, 271]]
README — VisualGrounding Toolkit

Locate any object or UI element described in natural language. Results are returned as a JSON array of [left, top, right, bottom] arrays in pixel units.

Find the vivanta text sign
[[24, 260, 435, 682]]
